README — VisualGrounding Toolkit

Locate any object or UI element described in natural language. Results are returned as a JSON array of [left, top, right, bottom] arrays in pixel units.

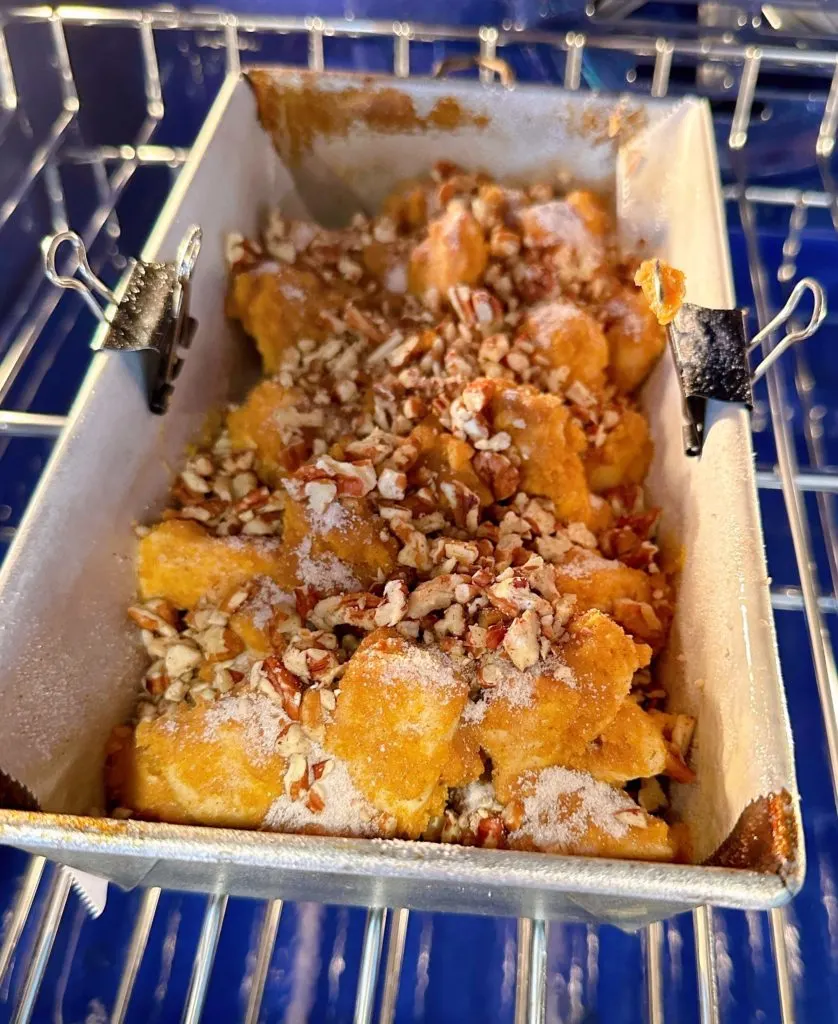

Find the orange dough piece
[[409, 203, 488, 296], [583, 406, 653, 493], [553, 547, 653, 616], [326, 628, 469, 837], [486, 380, 591, 523], [523, 301, 609, 392], [381, 178, 429, 231], [505, 765, 678, 861], [227, 264, 347, 374], [518, 199, 595, 250], [475, 611, 651, 800], [517, 193, 610, 282], [227, 379, 311, 486], [105, 693, 289, 827], [605, 286, 667, 394], [137, 520, 295, 610], [280, 494, 398, 593], [634, 259, 686, 326], [440, 723, 484, 789], [408, 420, 493, 506], [566, 190, 614, 239], [567, 700, 669, 784]]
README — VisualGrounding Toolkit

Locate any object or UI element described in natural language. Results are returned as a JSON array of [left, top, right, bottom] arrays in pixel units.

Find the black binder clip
[[42, 225, 202, 415], [651, 261, 827, 456]]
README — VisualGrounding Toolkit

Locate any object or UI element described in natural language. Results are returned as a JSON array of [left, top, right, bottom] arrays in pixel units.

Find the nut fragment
[[305, 480, 338, 514], [374, 579, 409, 627], [473, 451, 520, 501], [502, 608, 541, 670], [164, 642, 202, 679], [377, 467, 407, 500], [284, 753, 308, 796], [264, 656, 303, 720], [407, 575, 460, 618]]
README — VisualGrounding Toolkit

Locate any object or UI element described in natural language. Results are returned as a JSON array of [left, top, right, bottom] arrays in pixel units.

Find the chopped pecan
[[449, 396, 490, 443], [612, 598, 666, 650], [397, 528, 432, 571], [344, 303, 385, 342], [163, 642, 201, 680], [312, 456, 377, 497], [473, 451, 519, 501], [489, 226, 521, 260], [284, 753, 309, 799], [128, 604, 177, 636], [520, 498, 556, 537], [474, 431, 511, 453], [439, 481, 481, 532], [378, 467, 407, 500], [487, 574, 551, 618], [310, 593, 382, 631], [478, 333, 510, 363], [475, 814, 506, 849], [374, 579, 410, 627], [304, 480, 337, 514], [444, 540, 480, 566], [407, 574, 463, 618], [535, 534, 572, 562], [264, 656, 303, 721], [269, 603, 303, 643], [502, 608, 541, 670], [344, 431, 397, 464], [195, 626, 244, 663], [484, 622, 507, 651], [434, 603, 466, 637], [448, 286, 504, 333]]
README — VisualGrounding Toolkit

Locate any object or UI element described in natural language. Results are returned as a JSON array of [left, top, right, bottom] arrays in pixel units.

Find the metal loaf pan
[[0, 69, 803, 928]]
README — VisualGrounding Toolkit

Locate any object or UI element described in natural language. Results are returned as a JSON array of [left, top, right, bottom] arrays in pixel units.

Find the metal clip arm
[[749, 276, 826, 383], [652, 261, 827, 456], [42, 225, 202, 415], [42, 231, 118, 322]]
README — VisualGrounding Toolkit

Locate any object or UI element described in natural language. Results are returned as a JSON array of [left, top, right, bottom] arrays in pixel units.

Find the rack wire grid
[[0, 5, 837, 1023]]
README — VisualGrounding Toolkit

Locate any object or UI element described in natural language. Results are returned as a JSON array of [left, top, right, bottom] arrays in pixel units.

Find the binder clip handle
[[42, 231, 118, 323], [41, 225, 202, 416], [654, 259, 827, 457], [748, 277, 827, 383]]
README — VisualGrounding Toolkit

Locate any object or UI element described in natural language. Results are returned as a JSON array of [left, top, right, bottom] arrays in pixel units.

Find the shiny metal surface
[[181, 894, 227, 1024], [354, 908, 387, 1024], [243, 899, 283, 1024], [0, 8, 836, 1022], [645, 920, 665, 1023], [0, 857, 44, 986], [111, 887, 160, 1024], [694, 906, 720, 1024], [10, 869, 70, 1024], [379, 907, 409, 1024]]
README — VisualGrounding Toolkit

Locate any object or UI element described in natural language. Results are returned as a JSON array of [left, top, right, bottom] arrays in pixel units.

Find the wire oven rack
[[1, 6, 838, 1023]]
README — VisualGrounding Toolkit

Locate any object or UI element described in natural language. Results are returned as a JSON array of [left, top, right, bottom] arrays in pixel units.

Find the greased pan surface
[[0, 71, 802, 928]]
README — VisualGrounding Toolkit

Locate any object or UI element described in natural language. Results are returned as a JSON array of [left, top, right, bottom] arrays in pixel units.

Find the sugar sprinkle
[[510, 766, 639, 850]]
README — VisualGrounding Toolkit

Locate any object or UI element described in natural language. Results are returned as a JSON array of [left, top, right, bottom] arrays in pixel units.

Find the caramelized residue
[[635, 259, 686, 326], [249, 70, 489, 164]]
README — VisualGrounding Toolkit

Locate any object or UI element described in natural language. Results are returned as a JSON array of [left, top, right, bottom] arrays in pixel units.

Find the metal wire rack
[[0, 6, 837, 1023]]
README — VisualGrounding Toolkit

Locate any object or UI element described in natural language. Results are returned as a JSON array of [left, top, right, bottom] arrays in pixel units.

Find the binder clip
[[651, 261, 827, 456], [42, 225, 202, 415]]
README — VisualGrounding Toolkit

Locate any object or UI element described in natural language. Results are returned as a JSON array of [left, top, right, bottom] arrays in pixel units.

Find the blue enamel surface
[[2, 4, 838, 1020]]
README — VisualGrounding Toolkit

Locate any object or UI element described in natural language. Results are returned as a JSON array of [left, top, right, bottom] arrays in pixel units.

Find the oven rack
[[0, 7, 837, 1023]]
